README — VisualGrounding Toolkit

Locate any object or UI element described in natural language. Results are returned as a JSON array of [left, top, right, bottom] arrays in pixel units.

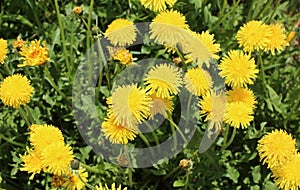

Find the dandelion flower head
[[19, 147, 44, 180], [149, 94, 174, 118], [226, 87, 257, 109], [62, 169, 88, 190], [0, 38, 8, 64], [265, 23, 288, 55], [140, 0, 177, 12], [224, 102, 253, 129]]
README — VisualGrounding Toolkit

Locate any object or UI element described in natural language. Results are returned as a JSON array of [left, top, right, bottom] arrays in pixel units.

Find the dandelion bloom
[[0, 38, 8, 64], [184, 67, 212, 96], [19, 39, 49, 67], [265, 23, 288, 55], [41, 143, 74, 175], [108, 46, 133, 65], [19, 147, 44, 180], [0, 74, 34, 108], [62, 169, 88, 190], [102, 115, 138, 144], [224, 102, 253, 129], [104, 19, 137, 47], [107, 84, 151, 128], [96, 183, 128, 190], [236, 20, 271, 52], [149, 94, 174, 119], [219, 50, 258, 88], [29, 124, 64, 152], [13, 36, 26, 49], [194, 31, 221, 59], [145, 63, 182, 98], [272, 153, 300, 190], [226, 88, 257, 109], [140, 0, 177, 12], [150, 10, 189, 48], [257, 129, 297, 169]]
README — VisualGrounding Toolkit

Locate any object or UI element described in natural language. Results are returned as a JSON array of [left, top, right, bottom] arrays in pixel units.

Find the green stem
[[168, 117, 188, 143], [19, 107, 31, 126], [24, 105, 36, 124], [184, 169, 190, 190], [80, 163, 101, 174], [86, 0, 94, 50], [76, 172, 95, 189], [0, 72, 4, 80], [223, 127, 237, 150], [170, 120, 177, 150], [205, 151, 219, 171], [266, 0, 281, 23], [4, 62, 12, 75], [253, 0, 272, 20], [0, 134, 25, 147], [246, 0, 255, 21], [128, 168, 133, 188], [218, 0, 228, 19], [258, 53, 267, 94], [138, 130, 156, 158], [54, 0, 71, 76], [44, 67, 65, 98], [162, 166, 180, 181], [176, 49, 186, 70], [221, 125, 229, 151], [144, 121, 160, 146], [185, 95, 192, 128]]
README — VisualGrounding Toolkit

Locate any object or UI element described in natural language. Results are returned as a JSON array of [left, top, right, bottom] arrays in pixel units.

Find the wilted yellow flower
[[257, 129, 297, 169], [179, 159, 190, 169], [107, 84, 151, 128], [102, 114, 138, 144], [108, 46, 133, 65], [150, 10, 189, 48], [145, 63, 182, 98], [0, 38, 8, 64], [286, 31, 296, 43], [149, 94, 174, 118], [73, 6, 82, 15], [41, 143, 74, 175], [219, 50, 258, 88], [104, 19, 137, 46], [140, 0, 177, 12], [19, 147, 44, 180], [272, 153, 300, 190], [184, 67, 212, 96], [0, 74, 34, 108], [265, 23, 288, 55], [13, 36, 26, 49], [19, 39, 49, 67], [51, 175, 66, 188], [236, 20, 271, 52], [62, 169, 88, 190], [224, 102, 253, 129]]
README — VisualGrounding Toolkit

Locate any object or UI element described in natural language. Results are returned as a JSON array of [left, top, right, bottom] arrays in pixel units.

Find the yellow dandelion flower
[[0, 74, 34, 108], [219, 50, 258, 88], [96, 183, 128, 190], [41, 143, 74, 175], [149, 94, 174, 118], [226, 88, 257, 109], [224, 102, 253, 129], [102, 115, 138, 144], [29, 124, 64, 152], [0, 38, 8, 64], [51, 175, 66, 188], [265, 23, 288, 55], [62, 169, 88, 190], [184, 67, 213, 96], [13, 36, 26, 49], [19, 147, 44, 180], [19, 39, 49, 67], [140, 0, 177, 12], [108, 46, 133, 65], [198, 91, 226, 124], [286, 31, 295, 43], [150, 10, 189, 48], [236, 20, 272, 52], [257, 129, 297, 169], [107, 84, 151, 128], [194, 31, 221, 59], [272, 153, 300, 190], [104, 19, 137, 47], [145, 63, 182, 98]]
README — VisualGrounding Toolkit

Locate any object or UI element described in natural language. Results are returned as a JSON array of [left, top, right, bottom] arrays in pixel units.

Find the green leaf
[[251, 166, 261, 183], [173, 179, 185, 187]]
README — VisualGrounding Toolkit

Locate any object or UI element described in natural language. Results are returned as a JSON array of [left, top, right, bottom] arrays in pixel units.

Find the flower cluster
[[257, 130, 300, 190]]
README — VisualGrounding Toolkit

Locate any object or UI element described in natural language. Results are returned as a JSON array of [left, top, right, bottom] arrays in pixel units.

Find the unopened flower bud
[[70, 159, 80, 170], [179, 159, 189, 169], [73, 6, 82, 15]]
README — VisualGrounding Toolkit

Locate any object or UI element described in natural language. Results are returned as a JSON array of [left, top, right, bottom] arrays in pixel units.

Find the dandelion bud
[[173, 57, 181, 65], [117, 154, 129, 167], [179, 159, 189, 169], [70, 159, 80, 170], [73, 6, 82, 15]]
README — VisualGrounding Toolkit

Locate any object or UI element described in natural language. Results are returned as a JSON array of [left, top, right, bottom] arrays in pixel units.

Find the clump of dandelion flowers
[[272, 153, 300, 190], [0, 74, 34, 108], [0, 38, 8, 64], [19, 39, 49, 67], [140, 0, 177, 12], [19, 147, 44, 180], [226, 88, 257, 109], [150, 10, 189, 48], [184, 67, 213, 96], [224, 102, 253, 129], [145, 63, 182, 98], [265, 23, 288, 55], [236, 20, 271, 52], [104, 18, 137, 47], [102, 115, 138, 144], [257, 129, 297, 169], [219, 50, 258, 88], [107, 84, 151, 128], [41, 143, 74, 175]]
